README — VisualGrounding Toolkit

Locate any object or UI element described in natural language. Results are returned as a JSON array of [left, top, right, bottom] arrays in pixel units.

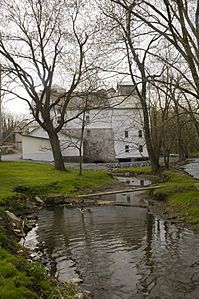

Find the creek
[[23, 177, 199, 299], [182, 158, 199, 179]]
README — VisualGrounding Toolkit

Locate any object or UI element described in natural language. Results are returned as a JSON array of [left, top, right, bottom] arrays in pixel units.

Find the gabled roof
[[22, 134, 49, 140]]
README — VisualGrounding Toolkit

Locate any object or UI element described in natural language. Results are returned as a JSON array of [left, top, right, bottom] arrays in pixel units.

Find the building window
[[139, 145, 143, 153], [87, 129, 90, 136], [138, 130, 142, 137], [86, 115, 90, 124], [125, 145, 129, 153], [125, 130, 129, 138]]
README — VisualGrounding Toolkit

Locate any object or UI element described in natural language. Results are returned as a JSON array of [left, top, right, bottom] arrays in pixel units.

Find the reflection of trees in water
[[136, 214, 199, 297], [73, 210, 103, 289], [37, 207, 69, 254], [35, 205, 199, 298], [135, 213, 156, 295]]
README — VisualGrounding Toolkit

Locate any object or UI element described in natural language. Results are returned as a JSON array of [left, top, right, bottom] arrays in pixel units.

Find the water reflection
[[116, 177, 151, 187], [24, 196, 199, 298], [137, 215, 199, 299], [100, 190, 146, 205]]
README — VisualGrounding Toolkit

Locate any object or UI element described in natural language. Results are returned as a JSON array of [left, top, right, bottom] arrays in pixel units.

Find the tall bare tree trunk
[[142, 107, 160, 174], [48, 130, 65, 171], [125, 8, 161, 174]]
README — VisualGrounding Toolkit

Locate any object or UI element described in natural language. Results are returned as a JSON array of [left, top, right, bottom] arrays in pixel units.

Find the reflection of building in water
[[115, 191, 145, 205], [116, 176, 151, 187], [99, 190, 146, 205], [98, 177, 152, 205]]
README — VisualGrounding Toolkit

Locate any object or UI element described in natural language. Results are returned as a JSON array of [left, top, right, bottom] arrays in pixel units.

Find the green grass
[[154, 170, 196, 194], [0, 245, 78, 299], [153, 169, 199, 229], [112, 166, 152, 175], [0, 224, 78, 299], [0, 161, 114, 200]]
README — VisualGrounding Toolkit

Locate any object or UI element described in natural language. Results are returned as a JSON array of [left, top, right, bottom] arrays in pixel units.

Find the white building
[[22, 127, 81, 162], [22, 83, 148, 162]]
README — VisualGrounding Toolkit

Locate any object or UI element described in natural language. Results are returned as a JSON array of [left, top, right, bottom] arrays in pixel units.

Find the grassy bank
[[0, 233, 78, 299], [0, 161, 114, 299], [153, 169, 199, 229], [112, 165, 152, 175], [0, 161, 114, 201], [113, 165, 199, 229]]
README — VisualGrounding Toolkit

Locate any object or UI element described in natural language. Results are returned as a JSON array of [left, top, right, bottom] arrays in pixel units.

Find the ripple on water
[[24, 199, 199, 299]]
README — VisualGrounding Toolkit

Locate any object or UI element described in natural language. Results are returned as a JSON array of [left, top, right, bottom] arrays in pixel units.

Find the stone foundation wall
[[63, 156, 83, 163], [83, 128, 116, 162]]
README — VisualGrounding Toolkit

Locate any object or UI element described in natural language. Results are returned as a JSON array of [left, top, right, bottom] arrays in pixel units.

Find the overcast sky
[[3, 98, 28, 115]]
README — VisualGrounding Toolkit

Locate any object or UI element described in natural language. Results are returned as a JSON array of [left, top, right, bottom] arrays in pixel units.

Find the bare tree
[[61, 97, 90, 176], [1, 111, 28, 143], [99, 0, 199, 171], [113, 0, 199, 99], [98, 1, 163, 173], [0, 0, 95, 171], [150, 67, 199, 165]]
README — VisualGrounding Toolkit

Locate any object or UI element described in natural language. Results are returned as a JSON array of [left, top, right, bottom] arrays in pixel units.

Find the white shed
[[22, 127, 81, 162]]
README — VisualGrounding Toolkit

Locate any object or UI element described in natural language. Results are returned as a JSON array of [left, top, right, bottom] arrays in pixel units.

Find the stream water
[[23, 177, 199, 299], [182, 158, 199, 179]]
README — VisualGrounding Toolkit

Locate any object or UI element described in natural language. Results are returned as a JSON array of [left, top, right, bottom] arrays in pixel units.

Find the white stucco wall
[[22, 133, 81, 161], [59, 139, 80, 157], [65, 107, 148, 159], [23, 93, 148, 161], [22, 135, 54, 161]]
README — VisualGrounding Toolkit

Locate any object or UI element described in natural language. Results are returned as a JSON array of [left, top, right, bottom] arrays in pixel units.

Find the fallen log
[[96, 200, 148, 208], [77, 185, 163, 198]]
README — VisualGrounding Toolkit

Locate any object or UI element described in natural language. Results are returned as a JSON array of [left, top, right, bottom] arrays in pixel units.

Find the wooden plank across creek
[[96, 201, 149, 208], [77, 185, 163, 198]]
